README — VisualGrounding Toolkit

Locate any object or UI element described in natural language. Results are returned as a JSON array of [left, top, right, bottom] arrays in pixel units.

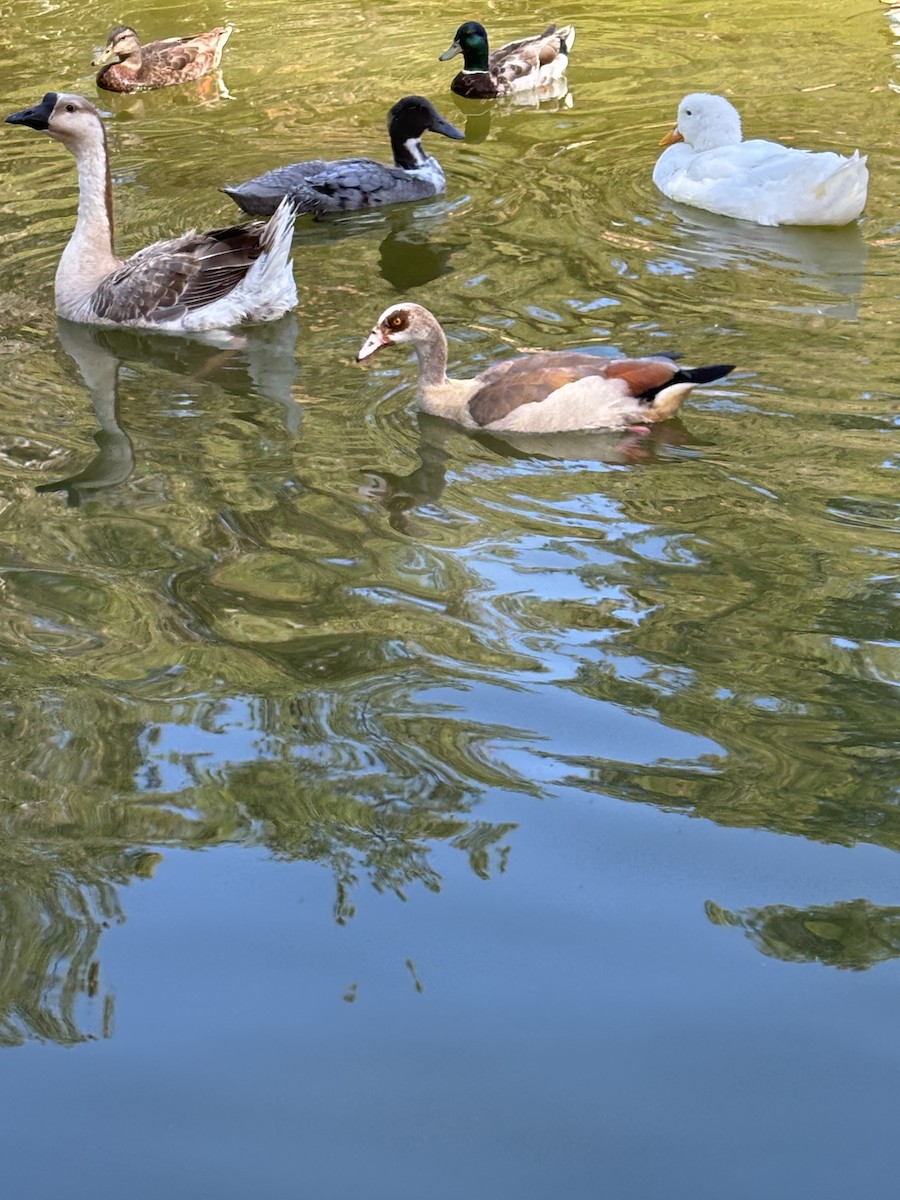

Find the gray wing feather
[[92, 224, 267, 324], [224, 157, 441, 216]]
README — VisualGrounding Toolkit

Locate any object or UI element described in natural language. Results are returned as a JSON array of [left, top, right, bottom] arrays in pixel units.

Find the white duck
[[5, 92, 297, 331], [357, 303, 734, 432], [653, 93, 869, 227]]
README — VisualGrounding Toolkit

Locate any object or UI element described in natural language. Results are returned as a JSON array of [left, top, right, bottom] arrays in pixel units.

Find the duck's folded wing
[[92, 223, 268, 324], [492, 25, 557, 60], [298, 159, 418, 211], [144, 33, 222, 68], [222, 161, 328, 215], [493, 24, 571, 81], [468, 354, 678, 426]]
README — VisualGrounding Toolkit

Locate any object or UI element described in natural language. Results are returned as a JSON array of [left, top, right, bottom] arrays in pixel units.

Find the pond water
[[1, 0, 898, 1195]]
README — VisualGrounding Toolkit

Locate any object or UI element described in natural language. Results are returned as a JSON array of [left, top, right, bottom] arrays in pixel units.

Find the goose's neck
[[412, 320, 450, 390], [56, 124, 120, 310], [411, 320, 478, 421]]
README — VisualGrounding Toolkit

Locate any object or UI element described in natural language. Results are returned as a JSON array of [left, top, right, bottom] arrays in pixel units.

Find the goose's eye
[[388, 313, 406, 331], [65, 104, 75, 113]]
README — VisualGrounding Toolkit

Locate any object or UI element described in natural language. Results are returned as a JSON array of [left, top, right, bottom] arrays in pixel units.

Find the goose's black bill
[[5, 93, 58, 130]]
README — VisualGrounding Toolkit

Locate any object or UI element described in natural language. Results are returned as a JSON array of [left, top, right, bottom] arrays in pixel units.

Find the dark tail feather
[[639, 364, 735, 406], [676, 364, 735, 386]]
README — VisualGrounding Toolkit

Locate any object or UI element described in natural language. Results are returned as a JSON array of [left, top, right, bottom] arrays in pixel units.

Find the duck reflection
[[657, 203, 868, 312], [293, 204, 463, 290], [38, 315, 302, 504], [707, 897, 900, 971], [448, 80, 574, 142], [101, 70, 232, 121]]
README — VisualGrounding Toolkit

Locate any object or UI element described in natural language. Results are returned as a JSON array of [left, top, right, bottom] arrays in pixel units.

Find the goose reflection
[[359, 413, 694, 534], [37, 320, 136, 506], [656, 203, 868, 312], [39, 315, 302, 505]]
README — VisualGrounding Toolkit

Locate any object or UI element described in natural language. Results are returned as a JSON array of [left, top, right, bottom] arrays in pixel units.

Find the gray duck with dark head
[[222, 97, 464, 218]]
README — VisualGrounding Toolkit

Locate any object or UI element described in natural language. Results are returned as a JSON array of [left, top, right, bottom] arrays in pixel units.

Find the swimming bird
[[357, 303, 734, 432], [653, 93, 869, 227], [5, 93, 297, 331], [222, 97, 464, 218], [93, 23, 233, 92], [439, 21, 574, 99]]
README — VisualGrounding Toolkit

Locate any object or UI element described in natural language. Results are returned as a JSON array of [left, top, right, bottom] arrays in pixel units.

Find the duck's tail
[[556, 24, 575, 54], [649, 364, 735, 420], [820, 151, 869, 225], [249, 197, 298, 318]]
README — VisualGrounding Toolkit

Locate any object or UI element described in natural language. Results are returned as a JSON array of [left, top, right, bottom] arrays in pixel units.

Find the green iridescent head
[[439, 22, 490, 72]]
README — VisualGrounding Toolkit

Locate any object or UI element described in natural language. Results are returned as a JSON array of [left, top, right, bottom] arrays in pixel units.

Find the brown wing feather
[[467, 354, 679, 427], [604, 359, 678, 397], [493, 25, 566, 82], [92, 223, 266, 324], [468, 353, 615, 426]]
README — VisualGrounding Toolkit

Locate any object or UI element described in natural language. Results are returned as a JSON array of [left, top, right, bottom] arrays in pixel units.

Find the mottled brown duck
[[93, 22, 233, 92], [357, 304, 734, 432]]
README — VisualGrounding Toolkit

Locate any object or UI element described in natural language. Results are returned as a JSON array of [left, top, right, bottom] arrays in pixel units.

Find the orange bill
[[658, 128, 684, 147]]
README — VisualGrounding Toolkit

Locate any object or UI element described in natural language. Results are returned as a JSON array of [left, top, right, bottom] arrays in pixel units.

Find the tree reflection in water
[[707, 898, 900, 971]]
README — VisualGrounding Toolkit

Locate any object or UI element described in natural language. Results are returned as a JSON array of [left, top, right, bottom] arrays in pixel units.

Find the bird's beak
[[357, 328, 390, 362], [430, 112, 465, 140], [658, 127, 684, 147], [91, 45, 116, 67], [5, 93, 56, 131], [439, 39, 462, 62]]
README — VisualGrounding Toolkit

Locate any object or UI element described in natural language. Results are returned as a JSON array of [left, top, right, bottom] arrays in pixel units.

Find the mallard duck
[[439, 21, 574, 99], [222, 97, 464, 218], [93, 23, 233, 92], [654, 93, 869, 227], [5, 93, 297, 331], [357, 304, 734, 432]]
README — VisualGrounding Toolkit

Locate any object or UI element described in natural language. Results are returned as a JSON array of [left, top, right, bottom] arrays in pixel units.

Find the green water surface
[[0, 0, 898, 1196]]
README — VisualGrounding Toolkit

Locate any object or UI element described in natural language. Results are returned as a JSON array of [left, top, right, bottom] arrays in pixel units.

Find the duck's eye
[[685, 110, 692, 117], [65, 104, 75, 113]]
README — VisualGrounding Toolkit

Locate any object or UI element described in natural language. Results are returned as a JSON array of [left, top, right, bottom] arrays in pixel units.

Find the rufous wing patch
[[604, 359, 677, 399]]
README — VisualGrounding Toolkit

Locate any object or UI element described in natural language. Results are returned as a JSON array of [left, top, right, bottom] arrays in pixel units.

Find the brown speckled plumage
[[94, 23, 233, 93]]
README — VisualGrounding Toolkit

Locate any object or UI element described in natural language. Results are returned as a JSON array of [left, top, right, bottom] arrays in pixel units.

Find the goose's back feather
[[92, 223, 268, 323]]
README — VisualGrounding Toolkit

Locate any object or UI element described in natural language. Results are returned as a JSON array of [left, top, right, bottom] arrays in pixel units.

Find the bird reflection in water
[[657, 203, 869, 317], [360, 412, 695, 534], [448, 77, 574, 141], [38, 314, 301, 505]]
